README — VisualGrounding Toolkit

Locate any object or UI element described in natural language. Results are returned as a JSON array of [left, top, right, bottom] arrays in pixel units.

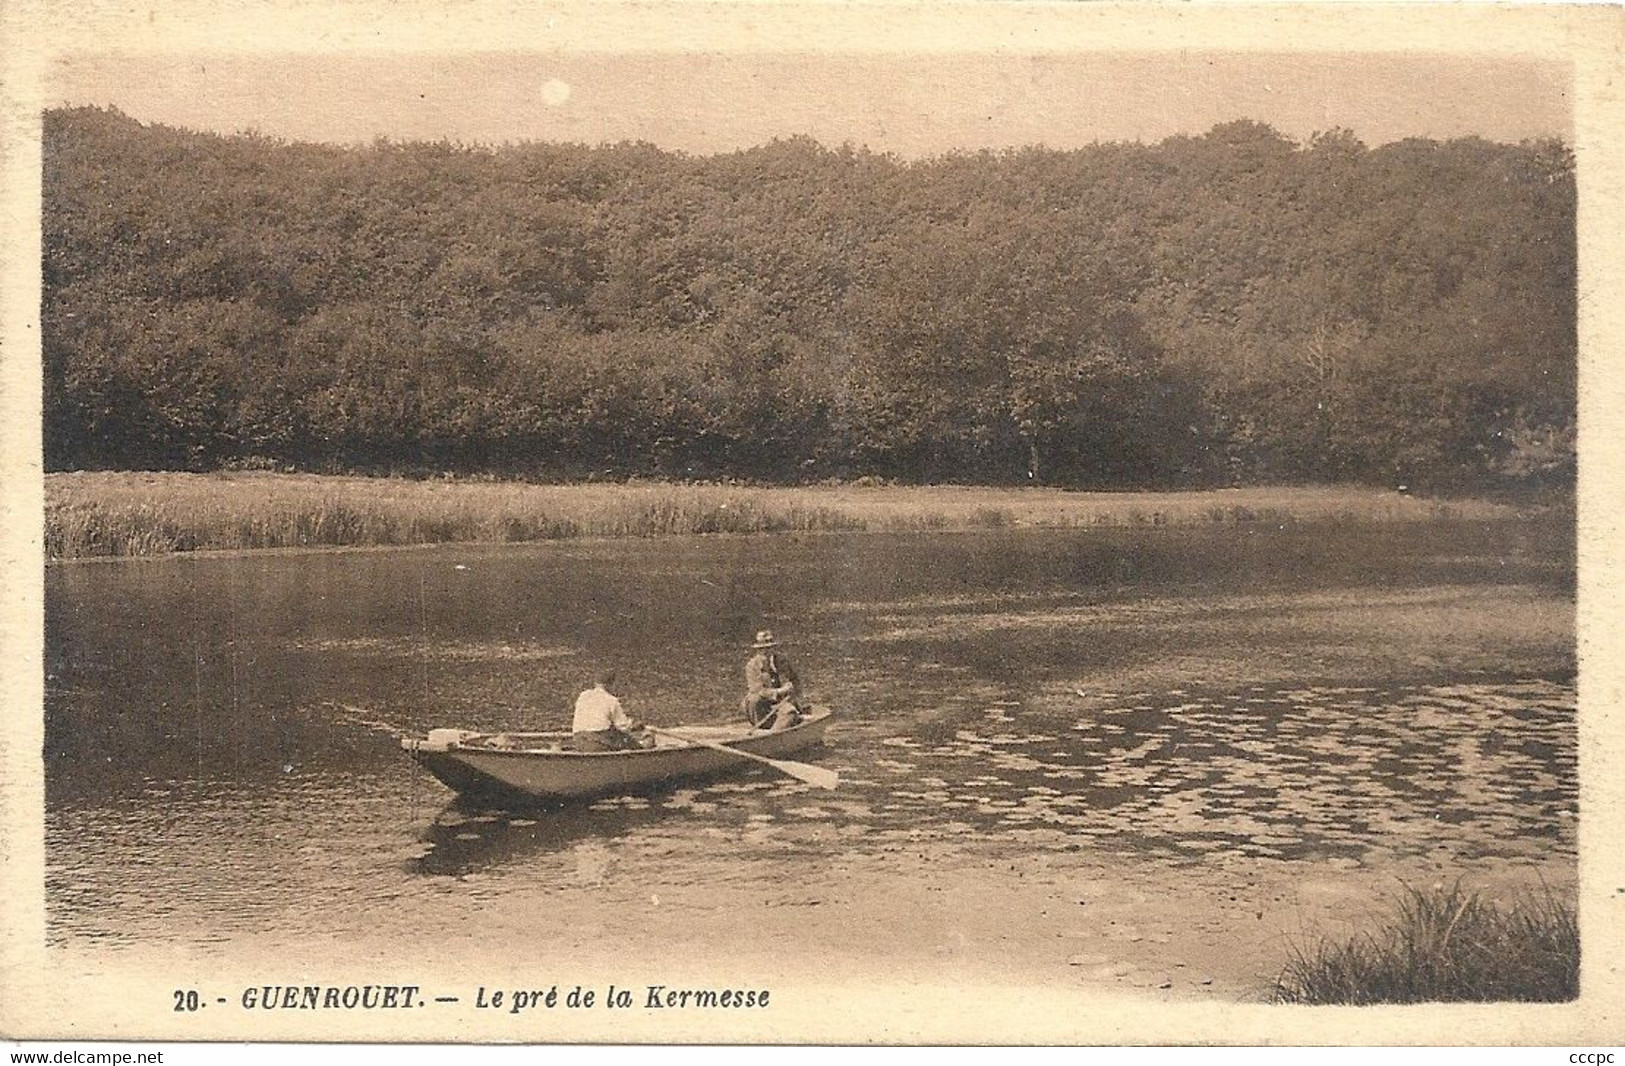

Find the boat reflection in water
[[412, 799, 674, 877]]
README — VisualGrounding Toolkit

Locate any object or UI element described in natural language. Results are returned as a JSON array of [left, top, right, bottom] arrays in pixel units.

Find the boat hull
[[402, 708, 835, 804]]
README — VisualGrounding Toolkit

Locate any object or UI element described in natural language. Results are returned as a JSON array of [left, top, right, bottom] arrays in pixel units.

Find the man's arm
[[609, 695, 640, 732], [778, 657, 802, 694]]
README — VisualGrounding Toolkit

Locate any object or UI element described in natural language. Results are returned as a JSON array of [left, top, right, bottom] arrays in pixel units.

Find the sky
[[48, 50, 1570, 155]]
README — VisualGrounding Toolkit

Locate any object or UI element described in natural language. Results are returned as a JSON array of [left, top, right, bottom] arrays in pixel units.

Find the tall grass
[[43, 473, 1524, 560], [1272, 883, 1579, 1004]]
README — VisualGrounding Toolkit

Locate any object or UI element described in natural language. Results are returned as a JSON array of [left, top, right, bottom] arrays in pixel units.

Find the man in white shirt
[[572, 672, 651, 752]]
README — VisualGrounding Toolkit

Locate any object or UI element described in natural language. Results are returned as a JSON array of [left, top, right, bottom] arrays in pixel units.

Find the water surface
[[44, 521, 1576, 956]]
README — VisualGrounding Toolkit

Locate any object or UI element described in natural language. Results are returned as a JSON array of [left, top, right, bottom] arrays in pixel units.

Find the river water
[[44, 521, 1575, 964]]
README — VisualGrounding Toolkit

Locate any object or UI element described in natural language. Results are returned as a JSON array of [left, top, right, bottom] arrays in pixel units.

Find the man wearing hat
[[741, 629, 806, 731]]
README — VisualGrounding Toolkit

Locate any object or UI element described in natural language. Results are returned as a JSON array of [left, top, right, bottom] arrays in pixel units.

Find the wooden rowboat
[[401, 707, 836, 803]]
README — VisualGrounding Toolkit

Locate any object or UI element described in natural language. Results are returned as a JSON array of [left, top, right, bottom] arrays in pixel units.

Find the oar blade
[[774, 758, 840, 790], [647, 725, 838, 789]]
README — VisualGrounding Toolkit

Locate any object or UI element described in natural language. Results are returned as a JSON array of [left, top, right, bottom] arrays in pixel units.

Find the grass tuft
[[1272, 883, 1578, 1004]]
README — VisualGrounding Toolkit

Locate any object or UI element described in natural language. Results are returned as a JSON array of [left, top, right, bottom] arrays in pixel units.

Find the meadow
[[42, 472, 1517, 560]]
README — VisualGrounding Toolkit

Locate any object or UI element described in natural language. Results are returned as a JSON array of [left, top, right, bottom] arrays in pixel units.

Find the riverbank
[[44, 472, 1532, 559]]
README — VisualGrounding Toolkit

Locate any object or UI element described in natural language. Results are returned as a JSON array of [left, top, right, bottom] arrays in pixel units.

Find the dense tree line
[[42, 107, 1576, 490]]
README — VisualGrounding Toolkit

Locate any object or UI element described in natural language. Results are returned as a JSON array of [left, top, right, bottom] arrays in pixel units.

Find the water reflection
[[413, 800, 672, 877]]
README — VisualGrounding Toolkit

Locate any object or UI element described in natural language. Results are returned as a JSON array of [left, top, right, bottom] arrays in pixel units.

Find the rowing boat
[[401, 706, 836, 803]]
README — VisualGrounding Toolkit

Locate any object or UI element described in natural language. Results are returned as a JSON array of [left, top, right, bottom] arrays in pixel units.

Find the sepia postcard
[[2, 0, 1623, 1046]]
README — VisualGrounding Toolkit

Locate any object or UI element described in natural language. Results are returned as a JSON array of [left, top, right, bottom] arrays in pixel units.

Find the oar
[[645, 725, 839, 790]]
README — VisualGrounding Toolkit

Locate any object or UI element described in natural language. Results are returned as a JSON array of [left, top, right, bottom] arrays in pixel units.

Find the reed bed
[[1272, 883, 1579, 1004], [44, 472, 1521, 560]]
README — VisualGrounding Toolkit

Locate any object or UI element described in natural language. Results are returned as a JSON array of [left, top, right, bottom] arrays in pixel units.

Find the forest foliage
[[42, 107, 1576, 490]]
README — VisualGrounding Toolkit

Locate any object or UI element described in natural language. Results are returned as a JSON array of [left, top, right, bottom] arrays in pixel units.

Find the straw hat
[[751, 629, 781, 649]]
